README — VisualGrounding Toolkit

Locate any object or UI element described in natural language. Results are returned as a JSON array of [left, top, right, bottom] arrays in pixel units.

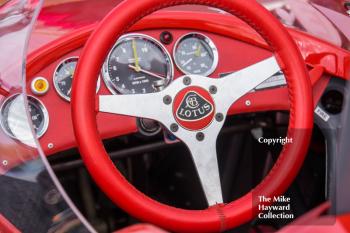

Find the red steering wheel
[[71, 0, 313, 232]]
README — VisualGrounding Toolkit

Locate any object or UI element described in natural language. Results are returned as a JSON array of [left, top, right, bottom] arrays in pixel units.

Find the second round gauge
[[174, 33, 218, 76], [53, 57, 100, 101]]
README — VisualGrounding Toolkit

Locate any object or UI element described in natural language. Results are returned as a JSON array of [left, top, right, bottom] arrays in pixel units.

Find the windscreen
[[0, 1, 93, 232]]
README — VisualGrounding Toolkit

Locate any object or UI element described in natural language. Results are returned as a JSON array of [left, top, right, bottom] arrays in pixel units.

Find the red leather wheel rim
[[71, 0, 313, 232]]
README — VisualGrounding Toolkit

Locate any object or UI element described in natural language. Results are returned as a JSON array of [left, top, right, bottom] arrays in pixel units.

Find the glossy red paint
[[26, 9, 345, 156], [26, 27, 138, 156], [114, 204, 350, 233], [115, 224, 168, 233], [129, 11, 350, 80], [71, 0, 313, 232], [339, 215, 350, 232], [0, 214, 20, 233], [28, 10, 350, 79]]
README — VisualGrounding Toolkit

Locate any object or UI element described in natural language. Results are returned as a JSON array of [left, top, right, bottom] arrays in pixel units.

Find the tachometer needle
[[132, 39, 141, 72], [195, 43, 202, 57], [128, 64, 166, 80]]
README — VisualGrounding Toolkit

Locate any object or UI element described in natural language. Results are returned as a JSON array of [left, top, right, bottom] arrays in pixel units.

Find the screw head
[[215, 113, 224, 122], [44, 189, 61, 205], [209, 85, 217, 94], [170, 123, 179, 132], [183, 77, 191, 86], [163, 95, 172, 105], [2, 160, 8, 166], [245, 100, 251, 106], [196, 132, 205, 141]]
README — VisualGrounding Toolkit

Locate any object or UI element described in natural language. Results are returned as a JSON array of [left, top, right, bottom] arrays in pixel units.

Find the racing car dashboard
[[1, 11, 348, 159]]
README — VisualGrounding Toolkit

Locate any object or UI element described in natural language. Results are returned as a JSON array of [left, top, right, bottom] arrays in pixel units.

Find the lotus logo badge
[[176, 91, 214, 121], [186, 94, 200, 109]]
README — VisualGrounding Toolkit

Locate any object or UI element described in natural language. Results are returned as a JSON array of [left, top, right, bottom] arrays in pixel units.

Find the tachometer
[[102, 33, 173, 94], [53, 57, 100, 101], [0, 94, 49, 140], [174, 32, 218, 76]]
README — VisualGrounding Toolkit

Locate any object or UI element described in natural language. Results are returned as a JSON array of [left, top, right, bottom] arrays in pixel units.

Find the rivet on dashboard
[[2, 160, 8, 166], [48, 143, 54, 149], [44, 189, 62, 205], [245, 100, 251, 106]]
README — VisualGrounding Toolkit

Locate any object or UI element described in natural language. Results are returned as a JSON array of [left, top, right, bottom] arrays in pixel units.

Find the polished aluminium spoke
[[174, 125, 224, 206], [99, 92, 172, 125], [187, 140, 222, 206], [98, 56, 281, 207], [173, 56, 281, 206], [214, 56, 281, 113]]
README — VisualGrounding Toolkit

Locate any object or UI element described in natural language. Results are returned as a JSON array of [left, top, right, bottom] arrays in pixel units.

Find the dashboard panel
[[23, 28, 274, 155], [20, 5, 349, 157], [0, 9, 345, 176]]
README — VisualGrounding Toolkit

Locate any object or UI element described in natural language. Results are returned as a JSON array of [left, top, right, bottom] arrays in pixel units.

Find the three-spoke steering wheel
[[71, 0, 313, 232]]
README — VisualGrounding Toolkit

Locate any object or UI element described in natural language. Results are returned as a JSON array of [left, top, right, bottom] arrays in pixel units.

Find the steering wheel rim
[[71, 0, 313, 232]]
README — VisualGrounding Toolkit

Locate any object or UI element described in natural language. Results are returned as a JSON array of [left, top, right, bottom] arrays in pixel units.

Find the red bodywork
[[5, 8, 336, 173], [23, 11, 349, 160], [1, 0, 349, 232]]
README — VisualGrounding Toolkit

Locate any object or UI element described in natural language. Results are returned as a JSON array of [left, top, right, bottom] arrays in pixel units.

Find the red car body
[[1, 0, 350, 232]]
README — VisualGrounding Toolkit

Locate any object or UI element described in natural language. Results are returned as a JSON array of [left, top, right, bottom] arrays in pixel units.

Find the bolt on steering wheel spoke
[[98, 56, 281, 208], [99, 93, 171, 125]]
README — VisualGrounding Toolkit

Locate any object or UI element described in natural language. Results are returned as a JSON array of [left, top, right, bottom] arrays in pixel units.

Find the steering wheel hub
[[173, 85, 215, 131]]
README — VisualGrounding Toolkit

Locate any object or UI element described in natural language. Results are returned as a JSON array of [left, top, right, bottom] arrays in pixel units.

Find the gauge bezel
[[173, 32, 219, 77], [53, 56, 101, 102], [0, 94, 49, 139], [102, 33, 174, 95]]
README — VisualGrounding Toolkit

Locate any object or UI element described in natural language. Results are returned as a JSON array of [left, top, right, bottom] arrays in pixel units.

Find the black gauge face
[[174, 33, 218, 76], [54, 57, 77, 101], [54, 57, 100, 101], [103, 34, 173, 94], [28, 97, 45, 134], [0, 94, 49, 139]]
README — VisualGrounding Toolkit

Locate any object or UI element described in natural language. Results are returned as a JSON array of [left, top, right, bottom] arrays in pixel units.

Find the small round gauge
[[173, 33, 218, 76], [102, 33, 174, 95], [54, 57, 101, 101], [0, 94, 49, 140]]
